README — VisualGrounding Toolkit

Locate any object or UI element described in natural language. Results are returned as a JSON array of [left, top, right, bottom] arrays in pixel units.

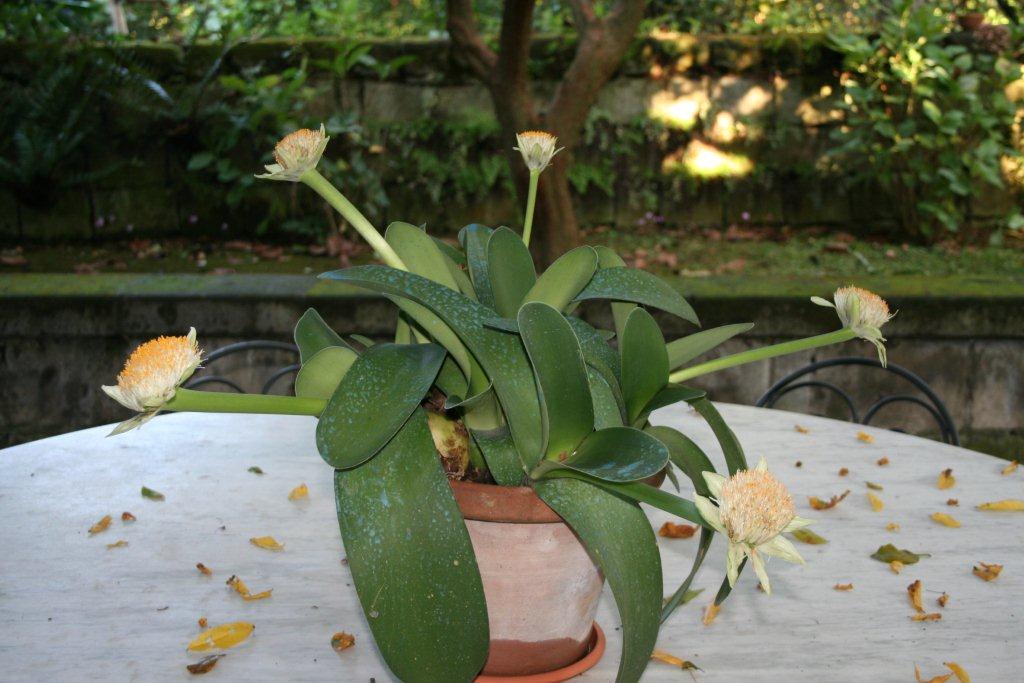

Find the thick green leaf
[[522, 246, 598, 312], [518, 302, 593, 461], [459, 224, 495, 309], [487, 227, 537, 317], [666, 323, 754, 370], [443, 383, 494, 411], [541, 469, 706, 526], [294, 346, 358, 400], [534, 477, 662, 683], [594, 245, 636, 341], [333, 411, 488, 682], [294, 308, 349, 362], [316, 343, 444, 469], [573, 267, 699, 326], [567, 315, 621, 379], [588, 366, 625, 430], [534, 427, 668, 482], [434, 355, 469, 399], [349, 334, 376, 350], [385, 221, 461, 291], [688, 397, 748, 475], [469, 426, 526, 486], [431, 234, 466, 266], [640, 384, 707, 416], [320, 266, 542, 469], [620, 308, 669, 424]]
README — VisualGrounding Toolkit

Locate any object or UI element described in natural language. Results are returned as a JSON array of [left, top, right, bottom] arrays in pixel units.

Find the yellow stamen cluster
[[514, 130, 562, 173], [833, 286, 892, 330], [103, 328, 202, 416], [256, 124, 329, 182], [718, 468, 796, 546]]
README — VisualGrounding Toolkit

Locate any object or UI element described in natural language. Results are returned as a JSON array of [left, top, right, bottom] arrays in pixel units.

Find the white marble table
[[0, 405, 1021, 682]]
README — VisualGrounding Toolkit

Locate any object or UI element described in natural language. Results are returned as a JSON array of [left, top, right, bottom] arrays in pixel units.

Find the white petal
[[749, 549, 771, 595], [810, 296, 835, 309], [754, 456, 768, 472], [760, 534, 805, 565], [703, 471, 727, 498], [783, 515, 813, 532], [694, 495, 725, 533], [108, 413, 147, 436], [725, 542, 745, 587], [101, 385, 133, 411]]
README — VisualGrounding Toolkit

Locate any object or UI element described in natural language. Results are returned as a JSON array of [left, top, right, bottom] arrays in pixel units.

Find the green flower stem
[[166, 388, 325, 416], [301, 169, 407, 271], [522, 170, 540, 247], [668, 328, 857, 383]]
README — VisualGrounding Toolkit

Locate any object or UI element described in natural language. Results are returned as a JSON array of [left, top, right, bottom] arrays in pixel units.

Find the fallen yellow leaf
[[911, 612, 942, 622], [331, 632, 355, 652], [857, 431, 874, 443], [887, 522, 900, 532], [1001, 461, 1018, 475], [227, 575, 272, 601], [868, 492, 884, 512], [808, 490, 851, 510], [791, 528, 828, 545], [121, 511, 136, 522], [658, 522, 697, 539], [931, 512, 961, 528], [89, 515, 112, 535], [196, 563, 212, 576], [833, 583, 854, 591], [890, 560, 904, 574], [946, 499, 959, 506], [839, 467, 849, 477], [186, 654, 225, 675], [908, 579, 924, 613], [702, 603, 720, 626], [944, 662, 971, 683], [250, 536, 284, 552], [937, 468, 955, 490], [972, 562, 1002, 581], [651, 649, 700, 670], [976, 499, 1024, 512], [198, 617, 208, 628], [106, 540, 128, 549], [937, 593, 950, 608], [288, 483, 309, 501], [794, 425, 809, 434], [877, 456, 890, 466], [187, 622, 254, 652], [915, 664, 952, 683]]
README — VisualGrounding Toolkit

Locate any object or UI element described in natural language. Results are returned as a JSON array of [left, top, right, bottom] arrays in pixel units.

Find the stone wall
[[2, 274, 1021, 456]]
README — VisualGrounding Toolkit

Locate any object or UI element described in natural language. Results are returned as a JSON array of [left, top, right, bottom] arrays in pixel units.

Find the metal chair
[[184, 340, 300, 395], [756, 356, 960, 446]]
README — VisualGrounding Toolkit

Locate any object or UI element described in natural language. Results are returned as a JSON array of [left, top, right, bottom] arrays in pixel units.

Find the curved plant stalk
[[521, 170, 540, 246], [165, 388, 325, 416]]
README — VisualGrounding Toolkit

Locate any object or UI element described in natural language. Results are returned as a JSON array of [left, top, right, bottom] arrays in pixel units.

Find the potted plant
[[102, 127, 895, 682]]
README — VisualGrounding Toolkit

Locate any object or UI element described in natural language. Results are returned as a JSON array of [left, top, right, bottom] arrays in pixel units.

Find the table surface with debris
[[0, 404, 1021, 682]]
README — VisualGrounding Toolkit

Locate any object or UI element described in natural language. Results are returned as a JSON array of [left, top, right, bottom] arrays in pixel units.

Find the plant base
[[474, 623, 606, 683]]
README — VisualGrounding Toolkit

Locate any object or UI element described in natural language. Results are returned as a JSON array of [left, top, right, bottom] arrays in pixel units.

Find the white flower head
[[694, 457, 810, 595], [102, 328, 203, 435], [514, 130, 563, 173], [257, 124, 329, 182], [812, 286, 895, 366]]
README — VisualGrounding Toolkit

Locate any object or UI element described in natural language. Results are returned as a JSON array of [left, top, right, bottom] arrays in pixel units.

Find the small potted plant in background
[[103, 126, 895, 682]]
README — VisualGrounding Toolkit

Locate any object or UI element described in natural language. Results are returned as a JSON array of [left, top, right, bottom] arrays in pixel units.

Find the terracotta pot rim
[[450, 480, 562, 524], [474, 623, 606, 683]]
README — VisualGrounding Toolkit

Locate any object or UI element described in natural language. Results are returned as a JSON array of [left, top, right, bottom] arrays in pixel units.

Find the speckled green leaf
[[588, 366, 625, 430], [640, 384, 707, 417], [534, 477, 661, 683], [594, 245, 636, 341], [459, 224, 495, 309], [518, 302, 593, 461], [385, 222, 461, 291], [431, 234, 466, 266], [470, 426, 527, 486], [567, 315, 621, 379], [434, 355, 469, 399], [620, 308, 669, 424], [487, 227, 537, 317], [294, 346, 358, 400], [572, 267, 699, 326], [320, 266, 541, 469], [666, 323, 753, 370], [294, 308, 350, 362], [316, 343, 444, 469], [535, 427, 668, 482], [522, 246, 598, 312], [333, 410, 488, 682]]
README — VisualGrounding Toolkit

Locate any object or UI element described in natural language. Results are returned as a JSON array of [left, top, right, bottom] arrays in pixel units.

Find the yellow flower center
[[273, 128, 326, 169], [118, 335, 197, 388], [835, 286, 892, 329], [718, 469, 795, 546]]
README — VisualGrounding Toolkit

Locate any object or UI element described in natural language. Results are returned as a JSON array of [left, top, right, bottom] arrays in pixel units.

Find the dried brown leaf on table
[[871, 543, 930, 564], [866, 481, 884, 490], [187, 654, 225, 675], [877, 457, 890, 466], [931, 513, 961, 528], [141, 486, 165, 501], [89, 515, 112, 535], [808, 490, 850, 510], [795, 425, 810, 434], [887, 522, 900, 532], [911, 613, 942, 622], [196, 563, 212, 576], [937, 593, 950, 608], [106, 540, 128, 549], [976, 499, 1024, 511], [288, 483, 309, 501], [651, 649, 701, 670], [659, 522, 697, 539], [331, 632, 355, 651], [250, 536, 284, 551], [833, 583, 854, 591], [791, 528, 828, 545], [198, 617, 208, 628], [908, 579, 924, 612], [187, 622, 254, 652], [857, 431, 874, 443], [943, 662, 971, 682], [946, 499, 959, 506], [702, 603, 720, 626], [972, 562, 1002, 581], [915, 664, 953, 683], [937, 469, 955, 490], [890, 560, 904, 574], [868, 492, 884, 512], [121, 511, 136, 522], [795, 461, 803, 468], [248, 466, 264, 475], [839, 467, 849, 476], [1001, 461, 1018, 475]]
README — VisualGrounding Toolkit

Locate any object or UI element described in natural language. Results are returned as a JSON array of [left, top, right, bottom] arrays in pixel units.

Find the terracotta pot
[[450, 480, 605, 678]]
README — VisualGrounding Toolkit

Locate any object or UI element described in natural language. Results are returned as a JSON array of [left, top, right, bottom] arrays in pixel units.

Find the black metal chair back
[[184, 340, 300, 395], [756, 356, 959, 446]]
